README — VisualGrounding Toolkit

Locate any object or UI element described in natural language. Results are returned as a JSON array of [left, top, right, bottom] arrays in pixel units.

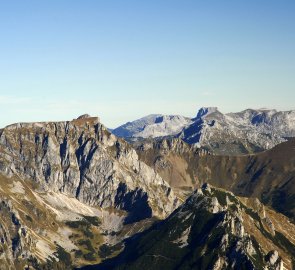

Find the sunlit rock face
[[0, 115, 178, 219]]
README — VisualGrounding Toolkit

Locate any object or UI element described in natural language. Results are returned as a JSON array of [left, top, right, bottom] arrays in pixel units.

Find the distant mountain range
[[112, 107, 295, 155], [112, 114, 192, 139]]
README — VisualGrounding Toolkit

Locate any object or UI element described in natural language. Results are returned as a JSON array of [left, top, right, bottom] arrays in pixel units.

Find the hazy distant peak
[[195, 107, 219, 119], [76, 114, 92, 119], [112, 114, 192, 139]]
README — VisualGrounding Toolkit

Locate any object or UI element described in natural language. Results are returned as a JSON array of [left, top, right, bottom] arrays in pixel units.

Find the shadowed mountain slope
[[136, 138, 295, 221], [81, 185, 295, 270]]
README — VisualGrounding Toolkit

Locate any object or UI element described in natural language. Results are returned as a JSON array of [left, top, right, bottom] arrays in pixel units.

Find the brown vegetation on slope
[[136, 138, 295, 220]]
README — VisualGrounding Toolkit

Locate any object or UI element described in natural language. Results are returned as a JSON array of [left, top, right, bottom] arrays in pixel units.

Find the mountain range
[[0, 111, 295, 270], [113, 107, 295, 155]]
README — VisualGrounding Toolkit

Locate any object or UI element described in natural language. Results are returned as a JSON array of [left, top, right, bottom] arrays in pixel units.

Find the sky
[[0, 0, 294, 128]]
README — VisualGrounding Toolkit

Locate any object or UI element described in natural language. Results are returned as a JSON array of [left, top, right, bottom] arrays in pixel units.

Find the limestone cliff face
[[0, 116, 178, 219]]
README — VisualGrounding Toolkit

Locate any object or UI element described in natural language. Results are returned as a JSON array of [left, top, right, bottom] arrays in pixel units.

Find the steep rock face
[[84, 185, 295, 270], [0, 116, 178, 220]]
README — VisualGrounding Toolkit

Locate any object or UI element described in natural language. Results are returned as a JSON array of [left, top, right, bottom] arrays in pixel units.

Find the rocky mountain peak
[[195, 107, 219, 119], [0, 117, 178, 221]]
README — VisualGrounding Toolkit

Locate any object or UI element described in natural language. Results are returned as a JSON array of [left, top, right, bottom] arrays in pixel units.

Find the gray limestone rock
[[0, 118, 178, 220]]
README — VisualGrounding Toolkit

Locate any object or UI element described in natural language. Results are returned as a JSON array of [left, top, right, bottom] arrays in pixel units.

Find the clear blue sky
[[0, 0, 294, 128]]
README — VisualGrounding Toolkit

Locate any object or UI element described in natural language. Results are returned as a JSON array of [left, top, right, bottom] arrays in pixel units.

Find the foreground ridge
[[83, 184, 295, 270]]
